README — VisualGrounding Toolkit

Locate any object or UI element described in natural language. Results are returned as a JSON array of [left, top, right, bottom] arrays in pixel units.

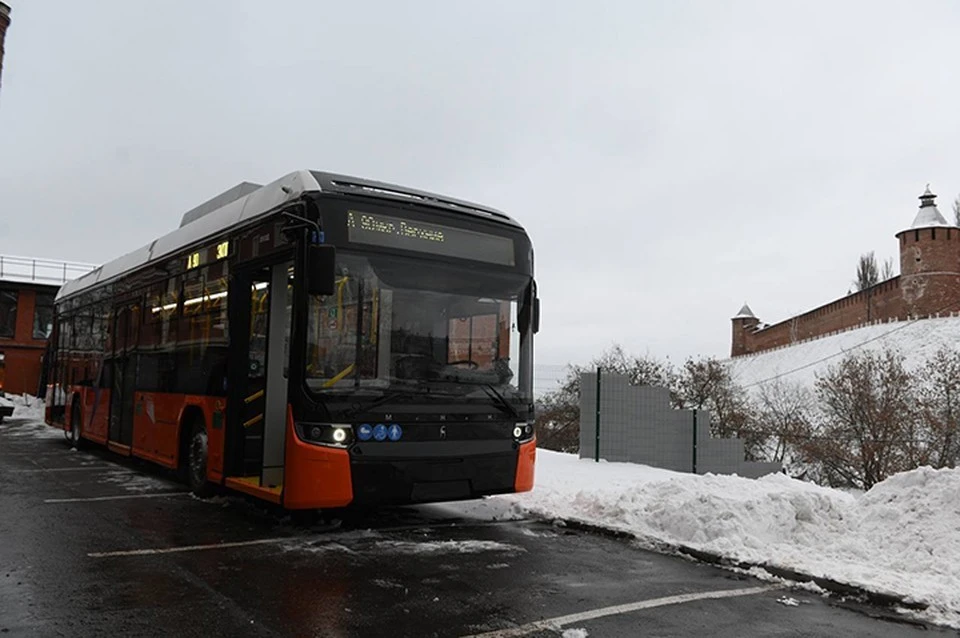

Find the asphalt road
[[0, 415, 951, 638]]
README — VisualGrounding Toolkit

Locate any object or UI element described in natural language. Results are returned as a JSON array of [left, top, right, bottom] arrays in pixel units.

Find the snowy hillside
[[726, 316, 960, 392]]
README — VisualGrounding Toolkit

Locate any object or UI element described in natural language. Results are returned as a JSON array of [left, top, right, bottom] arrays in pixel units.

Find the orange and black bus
[[45, 171, 539, 509]]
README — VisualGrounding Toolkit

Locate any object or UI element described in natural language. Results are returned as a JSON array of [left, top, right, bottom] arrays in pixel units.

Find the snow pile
[[0, 395, 60, 439], [727, 316, 960, 392], [11, 394, 46, 421], [500, 450, 960, 628]]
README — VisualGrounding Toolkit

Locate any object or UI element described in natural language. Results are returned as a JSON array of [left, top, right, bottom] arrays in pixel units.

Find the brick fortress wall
[[732, 188, 960, 357]]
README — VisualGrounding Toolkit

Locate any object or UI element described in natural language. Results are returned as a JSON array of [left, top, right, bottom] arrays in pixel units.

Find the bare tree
[[880, 257, 895, 281], [534, 373, 582, 453], [853, 251, 880, 291], [953, 194, 960, 227], [534, 344, 680, 452], [803, 347, 919, 489], [593, 344, 681, 405], [917, 346, 960, 468], [678, 356, 760, 457], [754, 378, 813, 465]]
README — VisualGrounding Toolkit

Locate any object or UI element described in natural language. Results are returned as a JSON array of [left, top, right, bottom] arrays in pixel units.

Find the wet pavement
[[0, 416, 953, 637]]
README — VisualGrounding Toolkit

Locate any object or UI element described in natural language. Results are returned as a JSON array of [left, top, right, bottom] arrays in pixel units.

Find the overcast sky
[[2, 1, 960, 370]]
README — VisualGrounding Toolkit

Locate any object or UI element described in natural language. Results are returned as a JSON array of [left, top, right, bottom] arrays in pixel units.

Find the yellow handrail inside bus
[[323, 363, 355, 388]]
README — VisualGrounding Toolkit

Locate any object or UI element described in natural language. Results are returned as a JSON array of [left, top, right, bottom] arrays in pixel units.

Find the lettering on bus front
[[345, 210, 515, 266]]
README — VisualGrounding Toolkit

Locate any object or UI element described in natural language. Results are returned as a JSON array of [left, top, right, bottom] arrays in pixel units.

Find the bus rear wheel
[[183, 419, 214, 497], [69, 402, 83, 449]]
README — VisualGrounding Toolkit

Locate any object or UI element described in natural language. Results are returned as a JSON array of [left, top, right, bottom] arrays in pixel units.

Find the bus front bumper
[[349, 440, 534, 505]]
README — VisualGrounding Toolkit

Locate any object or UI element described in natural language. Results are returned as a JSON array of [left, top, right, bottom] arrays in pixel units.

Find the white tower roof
[[904, 185, 954, 230], [732, 303, 756, 320]]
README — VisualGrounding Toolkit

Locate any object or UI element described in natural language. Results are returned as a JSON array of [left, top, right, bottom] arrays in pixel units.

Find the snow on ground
[[5, 395, 959, 627], [99, 468, 178, 493], [727, 315, 960, 392], [372, 539, 525, 556], [491, 450, 960, 629], [0, 394, 61, 439]]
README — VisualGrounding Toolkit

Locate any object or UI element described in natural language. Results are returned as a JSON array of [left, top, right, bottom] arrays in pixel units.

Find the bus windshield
[[304, 252, 532, 404]]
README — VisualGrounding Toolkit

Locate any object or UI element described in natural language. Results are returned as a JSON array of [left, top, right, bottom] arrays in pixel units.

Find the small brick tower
[[0, 3, 10, 96], [895, 185, 960, 318], [730, 303, 759, 357]]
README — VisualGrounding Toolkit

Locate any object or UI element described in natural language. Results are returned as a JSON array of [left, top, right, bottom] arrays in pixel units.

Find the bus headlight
[[514, 422, 534, 442], [296, 422, 354, 448]]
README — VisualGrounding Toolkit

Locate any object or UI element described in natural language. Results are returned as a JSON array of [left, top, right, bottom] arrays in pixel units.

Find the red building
[[0, 256, 95, 395]]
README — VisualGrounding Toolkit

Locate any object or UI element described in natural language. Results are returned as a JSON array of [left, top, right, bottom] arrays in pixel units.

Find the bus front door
[[226, 261, 291, 490]]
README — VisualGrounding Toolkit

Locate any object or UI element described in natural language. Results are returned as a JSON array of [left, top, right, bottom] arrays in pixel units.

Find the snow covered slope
[[726, 316, 960, 392]]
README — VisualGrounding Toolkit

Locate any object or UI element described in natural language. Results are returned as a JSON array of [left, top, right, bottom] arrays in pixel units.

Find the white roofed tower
[[731, 303, 759, 357], [895, 185, 960, 318]]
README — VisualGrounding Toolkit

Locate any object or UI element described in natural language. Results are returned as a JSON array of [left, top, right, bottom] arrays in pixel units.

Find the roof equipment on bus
[[179, 181, 262, 228]]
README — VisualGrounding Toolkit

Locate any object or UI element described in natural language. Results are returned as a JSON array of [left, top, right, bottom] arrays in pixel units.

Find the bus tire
[[182, 417, 214, 497], [69, 400, 83, 449]]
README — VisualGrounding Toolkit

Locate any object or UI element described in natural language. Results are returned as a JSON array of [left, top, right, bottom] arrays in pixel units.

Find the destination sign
[[346, 211, 515, 266]]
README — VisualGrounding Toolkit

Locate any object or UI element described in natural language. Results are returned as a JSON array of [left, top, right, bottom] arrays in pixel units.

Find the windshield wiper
[[481, 384, 521, 420]]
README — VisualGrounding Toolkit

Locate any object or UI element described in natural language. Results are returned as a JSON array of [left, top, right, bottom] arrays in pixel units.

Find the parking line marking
[[88, 537, 301, 558], [0, 452, 95, 457], [45, 492, 189, 504], [7, 466, 120, 473], [462, 585, 779, 637]]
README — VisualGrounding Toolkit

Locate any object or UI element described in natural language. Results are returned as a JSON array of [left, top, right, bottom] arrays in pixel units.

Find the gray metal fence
[[579, 370, 781, 478]]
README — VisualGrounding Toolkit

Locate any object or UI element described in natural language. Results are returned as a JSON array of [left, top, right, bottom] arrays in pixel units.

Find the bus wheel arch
[[178, 406, 214, 497]]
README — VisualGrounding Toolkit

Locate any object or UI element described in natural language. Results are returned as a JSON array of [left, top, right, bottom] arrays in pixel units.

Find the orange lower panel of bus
[[107, 441, 132, 456], [515, 438, 537, 493], [54, 387, 226, 477], [50, 390, 534, 510], [225, 476, 283, 505], [282, 405, 353, 510]]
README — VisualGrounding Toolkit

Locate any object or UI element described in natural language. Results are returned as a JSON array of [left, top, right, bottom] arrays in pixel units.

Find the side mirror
[[306, 244, 336, 296]]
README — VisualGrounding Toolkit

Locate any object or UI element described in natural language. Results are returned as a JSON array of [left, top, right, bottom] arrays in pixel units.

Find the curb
[[553, 517, 929, 612]]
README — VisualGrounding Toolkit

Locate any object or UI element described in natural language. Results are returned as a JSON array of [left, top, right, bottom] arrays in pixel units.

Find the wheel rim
[[190, 429, 208, 486]]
